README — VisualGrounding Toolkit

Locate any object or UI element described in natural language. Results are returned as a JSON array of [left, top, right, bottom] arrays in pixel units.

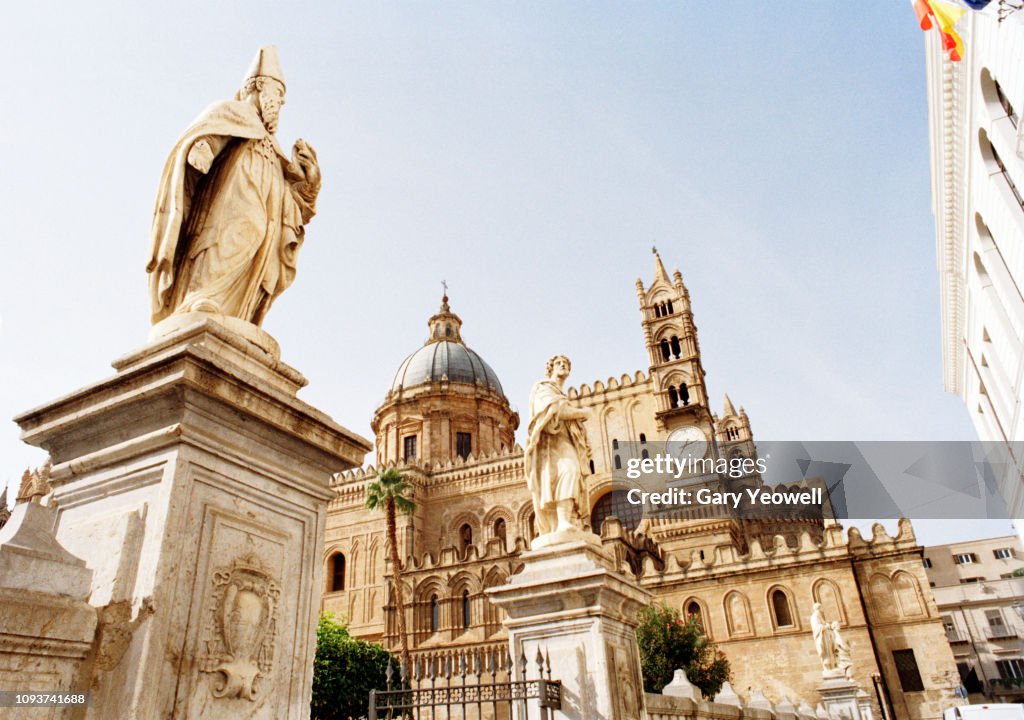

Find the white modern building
[[926, 7, 1024, 514]]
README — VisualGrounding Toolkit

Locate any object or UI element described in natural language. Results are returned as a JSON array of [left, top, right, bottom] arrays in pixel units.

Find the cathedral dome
[[374, 294, 518, 465], [390, 340, 504, 395]]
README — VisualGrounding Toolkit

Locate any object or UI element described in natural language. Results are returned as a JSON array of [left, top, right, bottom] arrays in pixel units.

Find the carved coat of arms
[[200, 552, 281, 701]]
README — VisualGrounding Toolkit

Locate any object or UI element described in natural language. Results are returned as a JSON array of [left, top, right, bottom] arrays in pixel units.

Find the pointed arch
[[724, 591, 753, 637], [767, 585, 798, 630], [869, 574, 898, 622], [682, 596, 710, 637], [893, 571, 925, 617], [812, 578, 847, 626]]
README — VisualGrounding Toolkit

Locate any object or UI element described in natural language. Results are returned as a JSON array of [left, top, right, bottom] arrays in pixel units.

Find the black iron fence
[[368, 647, 561, 720]]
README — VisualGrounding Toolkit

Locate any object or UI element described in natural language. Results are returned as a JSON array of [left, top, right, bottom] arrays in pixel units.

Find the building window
[[614, 455, 622, 470], [654, 304, 662, 318], [589, 460, 595, 473], [922, 558, 932, 568], [430, 595, 440, 632], [460, 523, 473, 550], [960, 577, 984, 584], [670, 336, 681, 359], [667, 300, 674, 314], [641, 448, 650, 460], [959, 662, 984, 694], [668, 386, 679, 408], [494, 518, 507, 544], [679, 383, 690, 406], [527, 513, 536, 539], [660, 339, 671, 361], [892, 649, 925, 692], [987, 610, 1012, 638], [996, 659, 1024, 680], [639, 433, 647, 444], [329, 553, 345, 592], [995, 548, 1013, 560], [770, 589, 794, 628], [462, 590, 471, 629], [590, 490, 644, 533], [686, 600, 704, 631], [403, 435, 417, 461], [456, 432, 472, 460], [955, 553, 977, 565]]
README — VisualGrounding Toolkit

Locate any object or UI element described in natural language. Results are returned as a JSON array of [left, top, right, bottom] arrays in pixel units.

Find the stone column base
[[487, 540, 652, 720]]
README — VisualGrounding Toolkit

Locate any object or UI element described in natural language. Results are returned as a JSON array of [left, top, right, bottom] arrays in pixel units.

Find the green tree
[[311, 613, 394, 720], [365, 467, 416, 669], [636, 603, 731, 698]]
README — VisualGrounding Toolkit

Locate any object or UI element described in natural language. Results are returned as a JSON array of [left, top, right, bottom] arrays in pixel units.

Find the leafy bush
[[311, 613, 395, 720], [636, 603, 730, 698]]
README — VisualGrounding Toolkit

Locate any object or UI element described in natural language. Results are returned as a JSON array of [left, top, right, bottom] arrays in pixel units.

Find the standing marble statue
[[525, 355, 593, 537], [148, 46, 321, 327], [811, 603, 838, 675], [832, 621, 853, 680]]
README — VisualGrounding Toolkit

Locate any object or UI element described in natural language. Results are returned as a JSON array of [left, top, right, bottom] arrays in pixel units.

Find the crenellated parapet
[[567, 370, 650, 400], [845, 518, 919, 558], [636, 523, 851, 583]]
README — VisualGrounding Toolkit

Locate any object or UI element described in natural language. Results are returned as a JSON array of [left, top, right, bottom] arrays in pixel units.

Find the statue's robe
[[525, 379, 592, 533], [148, 100, 314, 325]]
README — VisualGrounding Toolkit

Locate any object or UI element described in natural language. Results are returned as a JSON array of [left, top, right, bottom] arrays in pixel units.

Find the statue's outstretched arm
[[186, 135, 231, 174]]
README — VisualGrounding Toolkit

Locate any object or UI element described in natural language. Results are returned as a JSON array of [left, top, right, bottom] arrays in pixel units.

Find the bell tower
[[635, 248, 713, 436]]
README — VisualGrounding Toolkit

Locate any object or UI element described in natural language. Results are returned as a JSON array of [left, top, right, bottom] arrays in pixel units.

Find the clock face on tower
[[667, 425, 707, 462]]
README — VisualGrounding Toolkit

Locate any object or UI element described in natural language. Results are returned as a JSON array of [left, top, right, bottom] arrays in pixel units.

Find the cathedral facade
[[324, 253, 959, 719]]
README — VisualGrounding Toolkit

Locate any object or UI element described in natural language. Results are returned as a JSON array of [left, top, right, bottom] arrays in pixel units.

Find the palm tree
[[365, 467, 415, 669]]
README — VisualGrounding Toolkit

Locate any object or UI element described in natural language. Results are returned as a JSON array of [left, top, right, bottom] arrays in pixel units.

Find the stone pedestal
[[0, 501, 97, 719], [486, 539, 652, 720], [14, 319, 372, 720], [817, 677, 875, 720]]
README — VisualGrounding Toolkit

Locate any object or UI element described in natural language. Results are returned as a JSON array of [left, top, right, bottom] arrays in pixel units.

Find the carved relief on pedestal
[[200, 552, 281, 701]]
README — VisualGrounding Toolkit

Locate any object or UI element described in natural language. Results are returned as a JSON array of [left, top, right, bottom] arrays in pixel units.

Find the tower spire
[[652, 246, 671, 284], [723, 394, 737, 416]]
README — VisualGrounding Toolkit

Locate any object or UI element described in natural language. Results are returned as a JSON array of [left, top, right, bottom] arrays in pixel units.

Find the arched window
[[639, 433, 647, 444], [612, 438, 619, 450], [668, 386, 679, 408], [641, 448, 649, 459], [654, 304, 662, 318], [430, 595, 440, 632], [670, 336, 681, 359], [660, 339, 671, 362], [679, 383, 690, 406], [460, 523, 473, 550], [329, 553, 345, 592], [667, 300, 674, 314], [445, 324, 452, 337], [494, 518, 506, 544], [614, 455, 622, 470], [686, 600, 705, 631], [771, 589, 794, 628], [589, 459, 595, 473], [462, 590, 471, 628], [528, 512, 536, 539], [590, 490, 644, 533]]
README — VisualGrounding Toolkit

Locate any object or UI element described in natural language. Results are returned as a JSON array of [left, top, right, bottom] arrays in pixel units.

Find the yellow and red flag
[[913, 0, 967, 61]]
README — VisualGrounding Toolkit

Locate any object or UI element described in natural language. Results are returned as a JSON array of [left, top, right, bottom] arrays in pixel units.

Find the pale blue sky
[[0, 3, 1012, 544]]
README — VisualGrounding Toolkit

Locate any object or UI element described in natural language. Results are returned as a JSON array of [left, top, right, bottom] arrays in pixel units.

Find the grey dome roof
[[390, 340, 504, 396]]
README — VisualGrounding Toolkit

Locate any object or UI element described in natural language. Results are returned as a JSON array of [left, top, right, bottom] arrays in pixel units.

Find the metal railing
[[369, 647, 561, 720]]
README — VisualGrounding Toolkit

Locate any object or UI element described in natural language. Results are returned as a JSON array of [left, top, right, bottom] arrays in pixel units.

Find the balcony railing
[[990, 677, 1024, 694], [946, 631, 970, 644], [986, 627, 1019, 640]]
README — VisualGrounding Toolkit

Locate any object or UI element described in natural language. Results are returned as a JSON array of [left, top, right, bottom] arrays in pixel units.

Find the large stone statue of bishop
[[525, 354, 594, 545], [147, 46, 321, 329]]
